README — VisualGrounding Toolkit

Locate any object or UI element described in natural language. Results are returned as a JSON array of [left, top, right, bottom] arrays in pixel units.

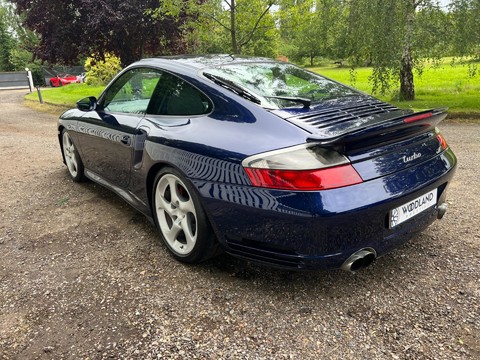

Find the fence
[[0, 70, 33, 90]]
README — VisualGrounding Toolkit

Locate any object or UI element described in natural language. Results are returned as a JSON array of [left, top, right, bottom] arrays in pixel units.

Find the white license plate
[[389, 188, 437, 228]]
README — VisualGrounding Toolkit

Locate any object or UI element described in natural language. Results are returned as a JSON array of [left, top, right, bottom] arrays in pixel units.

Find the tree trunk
[[399, 0, 415, 101], [399, 47, 414, 101], [230, 0, 238, 54]]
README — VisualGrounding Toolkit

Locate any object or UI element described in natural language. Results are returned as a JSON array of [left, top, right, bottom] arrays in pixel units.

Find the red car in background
[[49, 74, 84, 87]]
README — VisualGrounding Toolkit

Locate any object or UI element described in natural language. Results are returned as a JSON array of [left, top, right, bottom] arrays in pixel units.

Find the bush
[[84, 54, 122, 86], [29, 64, 45, 86], [8, 48, 45, 86]]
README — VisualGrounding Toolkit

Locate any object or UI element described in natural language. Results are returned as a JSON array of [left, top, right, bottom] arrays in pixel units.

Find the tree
[[0, 1, 44, 84], [346, 0, 449, 100], [0, 2, 16, 70], [11, 0, 189, 66], [278, 0, 322, 65], [449, 0, 480, 59], [278, 0, 348, 66], [157, 0, 279, 55], [222, 0, 277, 54]]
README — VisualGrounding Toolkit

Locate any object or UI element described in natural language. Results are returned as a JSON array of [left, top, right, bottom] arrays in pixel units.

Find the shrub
[[84, 54, 122, 86]]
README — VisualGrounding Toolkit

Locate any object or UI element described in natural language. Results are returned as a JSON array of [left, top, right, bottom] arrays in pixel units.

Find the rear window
[[203, 62, 359, 109]]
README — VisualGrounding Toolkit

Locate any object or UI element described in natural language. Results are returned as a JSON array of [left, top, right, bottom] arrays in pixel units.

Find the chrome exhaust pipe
[[437, 202, 448, 219], [341, 248, 377, 272]]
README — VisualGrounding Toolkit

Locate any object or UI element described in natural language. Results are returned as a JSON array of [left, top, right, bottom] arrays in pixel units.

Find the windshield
[[202, 62, 359, 109]]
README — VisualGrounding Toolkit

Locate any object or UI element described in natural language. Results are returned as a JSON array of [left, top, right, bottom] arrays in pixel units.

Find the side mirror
[[76, 96, 97, 111]]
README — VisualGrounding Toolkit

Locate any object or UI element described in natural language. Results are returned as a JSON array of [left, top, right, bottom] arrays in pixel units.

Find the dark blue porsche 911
[[58, 55, 456, 271]]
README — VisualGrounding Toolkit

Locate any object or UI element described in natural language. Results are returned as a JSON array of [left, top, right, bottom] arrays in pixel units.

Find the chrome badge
[[403, 152, 421, 163]]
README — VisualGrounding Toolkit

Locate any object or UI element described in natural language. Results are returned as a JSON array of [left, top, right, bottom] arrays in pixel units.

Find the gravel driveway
[[0, 89, 479, 359]]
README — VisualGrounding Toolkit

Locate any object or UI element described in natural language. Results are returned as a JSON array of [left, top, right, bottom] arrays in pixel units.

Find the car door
[[76, 67, 162, 188]]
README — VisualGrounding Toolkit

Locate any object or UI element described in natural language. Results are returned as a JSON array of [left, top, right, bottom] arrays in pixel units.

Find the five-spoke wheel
[[153, 168, 217, 263], [62, 130, 85, 182]]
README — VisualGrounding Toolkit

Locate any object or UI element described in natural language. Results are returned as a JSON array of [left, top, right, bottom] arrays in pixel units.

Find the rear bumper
[[223, 206, 439, 270], [195, 148, 457, 270]]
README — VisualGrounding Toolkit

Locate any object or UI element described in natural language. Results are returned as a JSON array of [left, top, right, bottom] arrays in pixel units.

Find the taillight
[[435, 128, 448, 150], [403, 112, 432, 123], [242, 144, 363, 191], [244, 165, 362, 190]]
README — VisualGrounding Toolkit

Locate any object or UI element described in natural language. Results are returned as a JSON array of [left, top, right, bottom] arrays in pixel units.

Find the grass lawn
[[26, 60, 480, 116], [310, 61, 480, 115], [25, 83, 104, 107]]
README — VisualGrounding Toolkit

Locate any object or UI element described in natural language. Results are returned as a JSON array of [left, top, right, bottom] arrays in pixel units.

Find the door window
[[103, 68, 162, 114]]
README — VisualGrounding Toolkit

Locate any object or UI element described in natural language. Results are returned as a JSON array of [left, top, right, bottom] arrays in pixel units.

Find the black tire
[[152, 167, 219, 263], [61, 129, 86, 182]]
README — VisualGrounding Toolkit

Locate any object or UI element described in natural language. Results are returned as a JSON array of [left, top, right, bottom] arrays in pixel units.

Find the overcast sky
[[439, 0, 451, 8]]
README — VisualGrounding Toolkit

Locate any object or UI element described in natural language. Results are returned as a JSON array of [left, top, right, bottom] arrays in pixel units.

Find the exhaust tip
[[341, 248, 377, 272], [437, 203, 448, 219]]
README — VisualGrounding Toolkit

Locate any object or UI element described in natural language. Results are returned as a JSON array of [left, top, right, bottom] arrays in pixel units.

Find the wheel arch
[[146, 162, 222, 262], [145, 162, 215, 228], [146, 162, 176, 216]]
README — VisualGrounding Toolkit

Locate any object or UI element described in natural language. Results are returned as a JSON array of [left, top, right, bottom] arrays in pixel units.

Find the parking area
[[0, 89, 479, 359]]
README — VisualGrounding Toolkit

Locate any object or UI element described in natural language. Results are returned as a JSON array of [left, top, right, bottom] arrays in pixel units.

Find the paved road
[[0, 90, 479, 359]]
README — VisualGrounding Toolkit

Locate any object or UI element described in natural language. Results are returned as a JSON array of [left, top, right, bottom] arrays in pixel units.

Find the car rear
[[192, 102, 452, 271], [196, 58, 456, 270]]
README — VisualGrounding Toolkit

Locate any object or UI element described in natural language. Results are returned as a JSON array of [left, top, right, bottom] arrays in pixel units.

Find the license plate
[[389, 188, 437, 228]]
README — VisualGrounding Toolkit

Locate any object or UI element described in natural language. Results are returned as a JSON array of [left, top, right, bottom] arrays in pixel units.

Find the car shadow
[[51, 166, 430, 292]]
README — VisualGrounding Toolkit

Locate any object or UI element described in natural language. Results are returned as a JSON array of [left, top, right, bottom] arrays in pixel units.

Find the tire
[[49, 80, 55, 87], [61, 130, 86, 182], [152, 167, 218, 263]]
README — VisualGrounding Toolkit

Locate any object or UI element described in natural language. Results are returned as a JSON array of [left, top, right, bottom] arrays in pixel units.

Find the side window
[[103, 68, 162, 114], [146, 72, 212, 116]]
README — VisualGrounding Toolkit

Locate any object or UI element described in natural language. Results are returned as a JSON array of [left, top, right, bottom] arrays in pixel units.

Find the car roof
[[132, 55, 280, 75]]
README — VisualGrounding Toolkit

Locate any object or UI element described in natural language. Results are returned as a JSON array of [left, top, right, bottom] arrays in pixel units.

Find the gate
[[0, 71, 33, 90]]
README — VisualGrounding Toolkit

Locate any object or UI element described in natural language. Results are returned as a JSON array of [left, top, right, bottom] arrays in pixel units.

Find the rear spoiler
[[307, 108, 448, 147]]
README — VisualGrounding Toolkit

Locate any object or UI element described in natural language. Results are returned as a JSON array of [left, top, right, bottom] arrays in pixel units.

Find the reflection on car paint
[[77, 124, 130, 145]]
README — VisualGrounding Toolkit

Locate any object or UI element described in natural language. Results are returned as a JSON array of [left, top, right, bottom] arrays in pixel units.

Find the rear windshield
[[202, 62, 359, 109]]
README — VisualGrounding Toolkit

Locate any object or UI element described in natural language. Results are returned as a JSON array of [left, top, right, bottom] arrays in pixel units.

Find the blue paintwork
[[58, 55, 457, 269]]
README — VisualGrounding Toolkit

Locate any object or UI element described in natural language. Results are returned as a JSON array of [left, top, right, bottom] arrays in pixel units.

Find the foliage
[[0, 4, 15, 71], [28, 63, 44, 86], [278, 0, 348, 66], [155, 0, 279, 56], [84, 54, 122, 86], [9, 0, 480, 103], [7, 47, 42, 85], [449, 0, 480, 59], [0, 1, 43, 85], [10, 0, 189, 66], [310, 58, 480, 114], [344, 0, 464, 100]]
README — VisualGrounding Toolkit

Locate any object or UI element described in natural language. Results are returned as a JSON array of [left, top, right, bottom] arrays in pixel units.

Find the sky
[[439, 0, 451, 8]]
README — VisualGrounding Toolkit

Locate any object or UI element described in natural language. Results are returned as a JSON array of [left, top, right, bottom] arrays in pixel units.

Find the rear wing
[[307, 108, 448, 147]]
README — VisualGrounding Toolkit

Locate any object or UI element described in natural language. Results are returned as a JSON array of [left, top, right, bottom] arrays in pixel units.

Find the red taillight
[[244, 164, 363, 191], [436, 133, 448, 150], [403, 112, 432, 123]]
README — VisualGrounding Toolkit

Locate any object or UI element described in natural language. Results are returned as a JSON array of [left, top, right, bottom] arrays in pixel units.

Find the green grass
[[25, 83, 104, 106], [310, 61, 480, 115]]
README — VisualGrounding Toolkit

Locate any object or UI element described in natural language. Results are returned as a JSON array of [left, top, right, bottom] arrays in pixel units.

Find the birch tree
[[346, 0, 447, 100]]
